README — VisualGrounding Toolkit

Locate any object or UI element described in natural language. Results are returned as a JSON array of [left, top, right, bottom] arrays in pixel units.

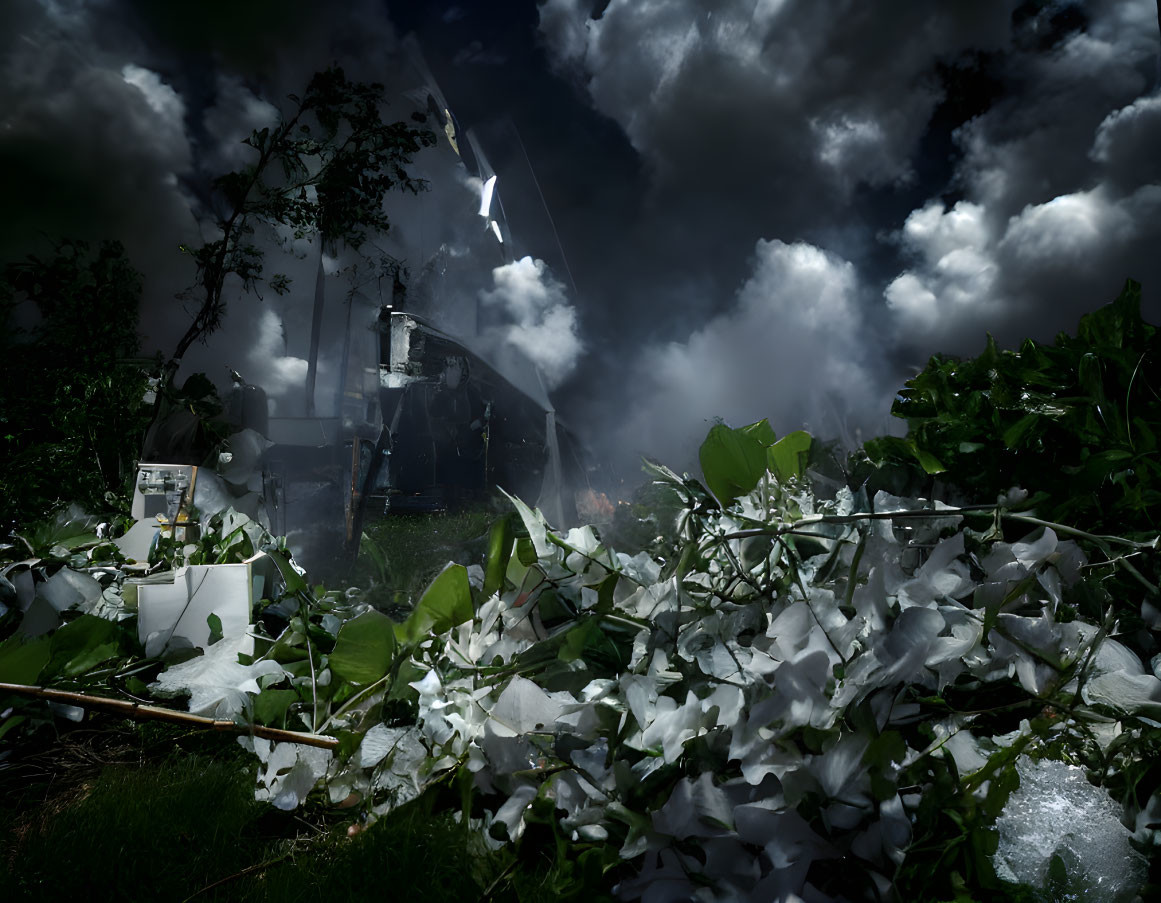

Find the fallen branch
[[0, 682, 339, 750]]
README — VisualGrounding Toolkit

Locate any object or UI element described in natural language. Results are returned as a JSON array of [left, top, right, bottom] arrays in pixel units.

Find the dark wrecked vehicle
[[139, 307, 592, 570]]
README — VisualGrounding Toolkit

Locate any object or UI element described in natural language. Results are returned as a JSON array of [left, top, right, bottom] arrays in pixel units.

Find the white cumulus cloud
[[479, 256, 583, 389]]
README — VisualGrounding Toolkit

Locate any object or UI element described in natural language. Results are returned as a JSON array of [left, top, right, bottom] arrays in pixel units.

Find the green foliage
[[0, 633, 52, 684], [698, 420, 814, 503], [767, 429, 813, 481], [859, 278, 1161, 635], [865, 280, 1160, 535], [0, 240, 151, 529], [329, 609, 397, 686], [394, 563, 472, 646]]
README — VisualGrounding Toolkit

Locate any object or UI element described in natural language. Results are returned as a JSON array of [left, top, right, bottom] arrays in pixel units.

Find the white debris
[[138, 557, 261, 658], [37, 567, 103, 612], [150, 633, 284, 719], [993, 757, 1146, 902], [243, 737, 333, 811]]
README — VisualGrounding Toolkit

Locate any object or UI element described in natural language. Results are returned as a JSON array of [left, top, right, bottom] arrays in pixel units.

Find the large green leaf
[[699, 423, 767, 504], [267, 549, 308, 596], [396, 563, 473, 646], [910, 445, 946, 475], [329, 609, 398, 686], [0, 633, 52, 684], [252, 687, 299, 727], [45, 614, 123, 679], [1001, 413, 1041, 449], [767, 430, 813, 481], [482, 515, 514, 601]]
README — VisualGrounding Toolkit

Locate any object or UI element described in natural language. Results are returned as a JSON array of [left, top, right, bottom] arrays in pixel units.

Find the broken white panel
[[37, 567, 103, 613], [114, 518, 159, 563], [489, 219, 504, 244], [479, 174, 497, 219], [15, 566, 103, 638], [138, 554, 266, 658]]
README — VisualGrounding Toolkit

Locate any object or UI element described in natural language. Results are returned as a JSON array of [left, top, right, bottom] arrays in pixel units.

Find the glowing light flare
[[478, 175, 497, 219]]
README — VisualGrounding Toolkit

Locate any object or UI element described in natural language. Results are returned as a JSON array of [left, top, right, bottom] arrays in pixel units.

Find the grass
[[349, 502, 501, 614], [0, 717, 503, 903], [0, 713, 620, 903]]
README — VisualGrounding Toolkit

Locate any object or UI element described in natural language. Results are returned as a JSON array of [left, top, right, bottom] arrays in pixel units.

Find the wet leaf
[[330, 609, 397, 686], [0, 633, 52, 684], [767, 430, 813, 481], [699, 423, 766, 503], [397, 563, 472, 646]]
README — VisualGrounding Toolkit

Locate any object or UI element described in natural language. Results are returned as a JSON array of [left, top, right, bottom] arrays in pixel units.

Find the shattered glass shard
[[993, 757, 1146, 902]]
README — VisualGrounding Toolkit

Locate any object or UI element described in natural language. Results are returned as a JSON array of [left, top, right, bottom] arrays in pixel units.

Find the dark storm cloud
[[533, 0, 1161, 471], [1, 0, 583, 418], [1, 0, 435, 408], [539, 0, 1014, 249], [5, 0, 1161, 482], [535, 0, 1018, 466]]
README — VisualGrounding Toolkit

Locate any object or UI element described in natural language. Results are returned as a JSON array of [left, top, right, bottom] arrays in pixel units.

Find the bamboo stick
[[0, 682, 339, 750]]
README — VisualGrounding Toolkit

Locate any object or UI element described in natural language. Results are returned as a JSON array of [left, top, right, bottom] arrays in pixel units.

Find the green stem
[[843, 531, 867, 612], [299, 601, 320, 733], [778, 536, 847, 666], [1000, 512, 1153, 550]]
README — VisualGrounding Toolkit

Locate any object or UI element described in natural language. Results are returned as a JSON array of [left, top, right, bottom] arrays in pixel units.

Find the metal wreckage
[[106, 48, 603, 658], [122, 43, 597, 602]]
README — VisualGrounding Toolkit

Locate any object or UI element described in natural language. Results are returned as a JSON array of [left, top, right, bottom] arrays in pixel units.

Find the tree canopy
[[172, 66, 436, 366]]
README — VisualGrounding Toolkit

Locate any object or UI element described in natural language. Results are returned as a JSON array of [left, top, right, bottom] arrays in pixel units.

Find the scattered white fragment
[[149, 633, 284, 719], [245, 737, 333, 811]]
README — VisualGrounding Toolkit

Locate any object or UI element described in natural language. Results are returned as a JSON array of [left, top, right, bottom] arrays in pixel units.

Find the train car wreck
[[129, 43, 598, 572], [343, 309, 586, 544]]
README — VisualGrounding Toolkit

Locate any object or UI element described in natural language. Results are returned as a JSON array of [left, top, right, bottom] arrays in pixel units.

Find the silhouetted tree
[[0, 240, 151, 527], [171, 66, 435, 371]]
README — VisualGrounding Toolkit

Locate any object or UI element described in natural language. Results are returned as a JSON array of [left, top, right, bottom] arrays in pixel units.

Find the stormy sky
[[4, 0, 1160, 477]]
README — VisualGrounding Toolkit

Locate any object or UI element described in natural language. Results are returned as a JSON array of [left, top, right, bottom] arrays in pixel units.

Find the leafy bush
[[0, 240, 152, 530], [859, 279, 1160, 620]]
